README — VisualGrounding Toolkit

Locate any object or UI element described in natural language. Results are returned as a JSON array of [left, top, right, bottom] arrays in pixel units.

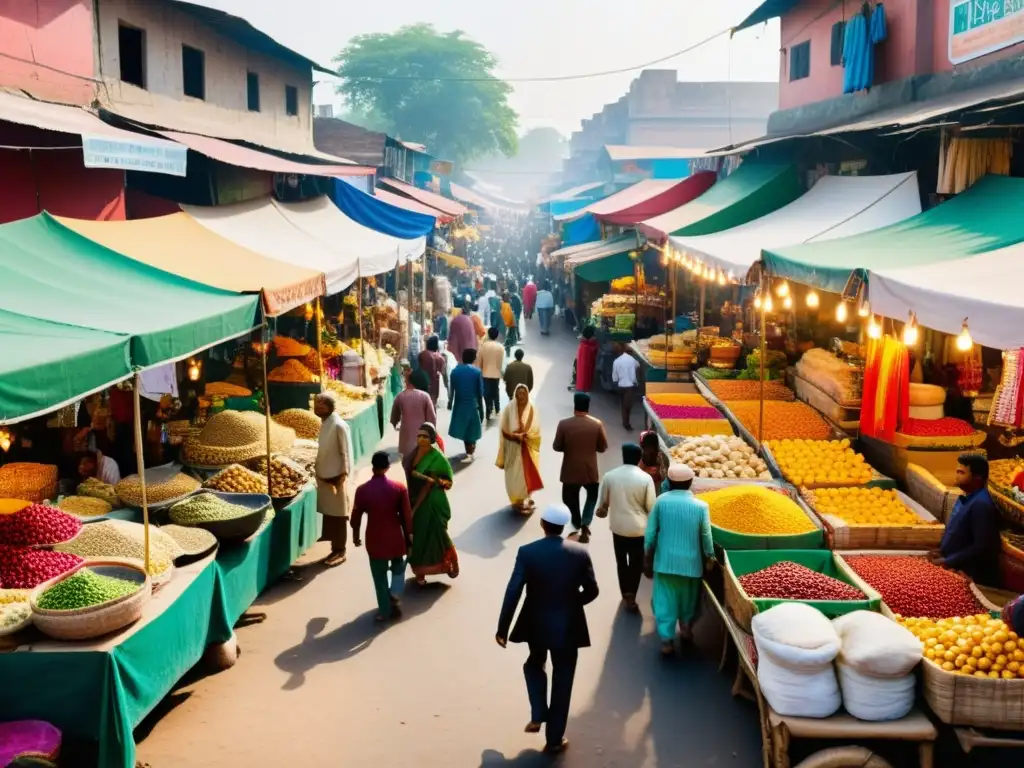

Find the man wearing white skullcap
[[644, 463, 713, 657], [496, 503, 599, 755]]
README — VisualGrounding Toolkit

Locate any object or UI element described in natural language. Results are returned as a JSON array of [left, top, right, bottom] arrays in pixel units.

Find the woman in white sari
[[496, 384, 544, 513]]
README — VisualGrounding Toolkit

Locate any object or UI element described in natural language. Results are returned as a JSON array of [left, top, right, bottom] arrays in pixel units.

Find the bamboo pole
[[405, 259, 413, 358], [758, 275, 767, 445], [131, 374, 150, 575], [699, 282, 706, 328], [357, 263, 366, 388], [315, 296, 324, 386], [261, 324, 274, 498]]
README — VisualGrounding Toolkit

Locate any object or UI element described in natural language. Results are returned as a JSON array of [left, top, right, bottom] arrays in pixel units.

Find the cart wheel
[[792, 747, 892, 768]]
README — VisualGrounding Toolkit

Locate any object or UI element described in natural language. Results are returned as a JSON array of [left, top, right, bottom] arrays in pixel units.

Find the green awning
[[575, 251, 636, 282], [0, 213, 261, 368], [0, 310, 132, 424], [762, 174, 1024, 293], [637, 163, 801, 239], [565, 235, 639, 282]]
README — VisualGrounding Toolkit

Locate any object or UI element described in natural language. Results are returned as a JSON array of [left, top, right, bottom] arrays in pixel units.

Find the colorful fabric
[[575, 338, 599, 392], [644, 489, 714, 578], [448, 363, 484, 444], [652, 573, 701, 640], [351, 475, 413, 560], [860, 336, 909, 441], [523, 282, 537, 314], [390, 388, 436, 456], [403, 445, 459, 578], [496, 385, 544, 505], [447, 313, 477, 364]]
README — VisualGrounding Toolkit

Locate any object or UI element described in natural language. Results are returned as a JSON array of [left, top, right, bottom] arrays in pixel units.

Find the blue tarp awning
[[734, 0, 799, 31], [330, 178, 436, 239]]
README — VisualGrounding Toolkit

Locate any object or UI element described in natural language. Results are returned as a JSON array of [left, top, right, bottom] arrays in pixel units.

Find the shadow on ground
[[455, 504, 534, 559]]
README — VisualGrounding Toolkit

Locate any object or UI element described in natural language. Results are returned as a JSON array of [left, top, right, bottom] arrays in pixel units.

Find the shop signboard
[[949, 0, 1024, 64], [82, 134, 187, 176]]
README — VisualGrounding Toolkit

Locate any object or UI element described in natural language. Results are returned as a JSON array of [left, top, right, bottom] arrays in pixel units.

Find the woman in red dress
[[574, 325, 600, 393]]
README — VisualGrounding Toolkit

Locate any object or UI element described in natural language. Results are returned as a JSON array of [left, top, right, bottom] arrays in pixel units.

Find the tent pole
[[315, 296, 324, 385], [699, 282, 706, 328], [421, 251, 428, 333], [357, 263, 366, 388], [131, 374, 150, 575], [758, 274, 767, 445], [406, 260, 413, 360], [262, 324, 275, 498]]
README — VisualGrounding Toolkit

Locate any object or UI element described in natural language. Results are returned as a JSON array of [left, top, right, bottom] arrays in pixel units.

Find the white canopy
[[869, 244, 1024, 351], [668, 172, 921, 277]]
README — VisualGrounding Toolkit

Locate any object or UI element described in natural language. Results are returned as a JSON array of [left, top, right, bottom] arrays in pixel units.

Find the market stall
[[554, 173, 717, 225]]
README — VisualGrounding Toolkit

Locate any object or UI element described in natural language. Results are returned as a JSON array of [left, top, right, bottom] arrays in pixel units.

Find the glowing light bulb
[[868, 316, 882, 339], [806, 290, 819, 309], [902, 318, 919, 346], [858, 300, 870, 318], [836, 301, 848, 323], [754, 294, 763, 310], [776, 281, 789, 297], [956, 319, 973, 351], [763, 295, 774, 312], [717, 271, 726, 286], [782, 295, 793, 310]]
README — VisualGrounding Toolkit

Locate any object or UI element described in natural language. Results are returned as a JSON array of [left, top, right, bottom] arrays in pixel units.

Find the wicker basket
[[991, 485, 1024, 527], [801, 488, 945, 551], [921, 657, 1024, 729], [1001, 534, 1024, 592], [904, 463, 962, 523], [29, 559, 151, 641]]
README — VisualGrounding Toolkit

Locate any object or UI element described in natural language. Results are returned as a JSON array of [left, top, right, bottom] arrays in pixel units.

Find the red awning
[[157, 130, 375, 177], [374, 187, 453, 223], [379, 177, 468, 217], [577, 172, 718, 226]]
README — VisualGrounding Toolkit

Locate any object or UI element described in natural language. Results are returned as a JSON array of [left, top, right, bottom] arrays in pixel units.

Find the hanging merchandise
[[991, 349, 1024, 428], [860, 336, 909, 441], [937, 136, 1013, 195], [842, 3, 887, 94]]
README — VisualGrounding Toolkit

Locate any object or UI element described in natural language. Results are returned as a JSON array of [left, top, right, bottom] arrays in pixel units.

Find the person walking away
[[448, 348, 485, 460], [351, 451, 413, 621], [596, 443, 656, 613], [496, 503, 599, 755], [477, 285, 494, 328], [553, 393, 608, 543], [418, 335, 449, 408], [501, 292, 519, 352], [509, 286, 523, 326], [488, 283, 503, 332], [503, 349, 534, 400], [535, 281, 555, 336], [645, 464, 714, 656], [612, 344, 641, 430], [523, 279, 537, 321], [574, 326, 600, 393], [391, 367, 437, 457], [479, 327, 505, 420], [931, 454, 1001, 586], [447, 301, 478, 372], [638, 430, 671, 495], [404, 423, 459, 584], [497, 384, 544, 513], [313, 392, 354, 567], [433, 311, 449, 342]]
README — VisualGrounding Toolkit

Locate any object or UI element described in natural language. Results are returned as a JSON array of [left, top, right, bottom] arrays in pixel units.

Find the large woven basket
[[991, 485, 1024, 527], [904, 463, 961, 522], [1001, 535, 1024, 592], [29, 559, 151, 641], [921, 658, 1024, 729], [801, 488, 945, 551]]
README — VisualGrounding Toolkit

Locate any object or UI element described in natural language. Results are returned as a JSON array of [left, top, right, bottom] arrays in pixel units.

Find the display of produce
[[36, 567, 140, 611], [844, 555, 985, 619], [0, 463, 57, 504], [765, 439, 872, 487], [54, 520, 179, 577], [203, 464, 268, 494], [0, 546, 83, 589], [0, 599, 30, 630], [204, 382, 252, 398], [302, 349, 322, 375], [272, 336, 311, 357], [0, 588, 28, 604], [795, 348, 862, 405], [696, 367, 736, 380], [323, 379, 375, 401], [285, 442, 318, 474], [705, 380, 795, 402], [736, 349, 788, 381], [668, 436, 770, 480], [990, 349, 1022, 428], [727, 400, 835, 441], [274, 408, 321, 440], [268, 359, 318, 383], [807, 487, 935, 526], [699, 485, 816, 535], [0, 499, 30, 515], [0, 504, 81, 547], [249, 456, 309, 498], [159, 524, 218, 555], [76, 477, 119, 507], [57, 496, 112, 518], [115, 471, 201, 507], [632, 338, 695, 369], [897, 614, 1023, 678], [899, 417, 975, 437], [182, 410, 296, 466], [169, 493, 257, 525], [646, 401, 722, 420], [739, 561, 865, 601]]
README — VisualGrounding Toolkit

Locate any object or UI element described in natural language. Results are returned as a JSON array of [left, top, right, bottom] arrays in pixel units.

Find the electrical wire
[[337, 27, 733, 84]]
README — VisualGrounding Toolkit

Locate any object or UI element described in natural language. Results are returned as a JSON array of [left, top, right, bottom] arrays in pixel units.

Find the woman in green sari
[[403, 422, 459, 585]]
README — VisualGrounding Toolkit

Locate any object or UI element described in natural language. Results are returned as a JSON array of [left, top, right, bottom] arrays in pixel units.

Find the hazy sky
[[204, 0, 780, 136]]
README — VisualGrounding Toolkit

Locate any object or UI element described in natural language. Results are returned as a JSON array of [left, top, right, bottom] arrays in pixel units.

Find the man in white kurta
[[314, 392, 354, 567]]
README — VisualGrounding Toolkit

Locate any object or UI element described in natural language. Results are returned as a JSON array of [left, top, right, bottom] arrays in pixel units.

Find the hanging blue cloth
[[561, 213, 601, 246], [868, 4, 887, 88], [842, 13, 870, 94], [329, 178, 436, 238]]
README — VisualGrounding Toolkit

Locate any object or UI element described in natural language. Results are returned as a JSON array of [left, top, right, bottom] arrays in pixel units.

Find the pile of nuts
[[0, 504, 81, 547], [116, 472, 200, 507], [169, 493, 257, 525], [54, 520, 180, 577], [0, 588, 30, 630], [76, 477, 119, 507], [57, 496, 113, 518], [739, 561, 865, 601], [203, 464, 268, 494], [0, 546, 83, 589], [36, 567, 140, 611], [159, 525, 218, 555], [274, 409, 321, 440], [844, 555, 984, 619], [249, 456, 309, 498]]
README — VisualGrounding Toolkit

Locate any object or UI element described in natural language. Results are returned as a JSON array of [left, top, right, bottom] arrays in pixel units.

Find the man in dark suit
[[496, 503, 600, 755]]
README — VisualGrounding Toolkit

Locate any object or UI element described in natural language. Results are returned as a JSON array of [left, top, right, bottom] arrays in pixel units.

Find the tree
[[335, 24, 518, 166]]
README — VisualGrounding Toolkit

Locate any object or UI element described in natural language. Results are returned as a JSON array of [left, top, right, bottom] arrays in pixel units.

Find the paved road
[[136, 318, 762, 768]]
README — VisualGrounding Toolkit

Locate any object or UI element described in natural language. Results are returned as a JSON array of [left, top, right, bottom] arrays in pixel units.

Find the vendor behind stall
[[77, 449, 121, 486], [932, 454, 1000, 586]]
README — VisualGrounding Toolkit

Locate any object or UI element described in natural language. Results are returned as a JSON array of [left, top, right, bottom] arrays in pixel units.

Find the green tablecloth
[[0, 486, 320, 768], [346, 400, 381, 466]]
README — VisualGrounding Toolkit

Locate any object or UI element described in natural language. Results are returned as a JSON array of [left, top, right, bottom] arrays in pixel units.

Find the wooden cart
[[703, 584, 937, 768]]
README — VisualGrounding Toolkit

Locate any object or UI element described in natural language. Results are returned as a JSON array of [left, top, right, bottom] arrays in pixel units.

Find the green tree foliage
[[335, 24, 518, 165]]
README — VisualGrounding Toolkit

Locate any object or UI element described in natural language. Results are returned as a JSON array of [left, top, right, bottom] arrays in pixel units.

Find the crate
[[904, 463, 962, 523], [801, 488, 945, 551], [695, 481, 826, 551]]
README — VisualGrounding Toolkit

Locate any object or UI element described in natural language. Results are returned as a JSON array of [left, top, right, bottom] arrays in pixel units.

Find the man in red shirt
[[351, 452, 414, 621]]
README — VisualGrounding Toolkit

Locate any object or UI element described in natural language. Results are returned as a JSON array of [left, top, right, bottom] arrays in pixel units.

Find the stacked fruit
[[844, 555, 984, 619], [739, 561, 865, 601], [669, 435, 769, 480], [0, 546, 83, 589], [897, 614, 1023, 678], [699, 485, 816, 535], [203, 464, 268, 494], [808, 487, 937, 526], [0, 504, 81, 547], [765, 438, 872, 487]]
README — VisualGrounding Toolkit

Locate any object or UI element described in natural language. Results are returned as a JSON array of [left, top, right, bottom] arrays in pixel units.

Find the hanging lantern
[[858, 299, 870, 318], [754, 293, 763, 310], [902, 313, 919, 346], [956, 318, 974, 352], [806, 290, 820, 308], [0, 427, 11, 453], [867, 315, 882, 339], [717, 271, 726, 286], [187, 359, 202, 382], [782, 295, 793, 310], [836, 301, 848, 323], [776, 281, 789, 297], [303, 303, 314, 322], [763, 294, 774, 312]]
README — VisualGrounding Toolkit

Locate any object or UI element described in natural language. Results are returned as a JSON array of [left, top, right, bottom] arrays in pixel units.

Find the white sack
[[752, 603, 841, 670], [757, 650, 842, 718], [833, 611, 922, 677], [837, 662, 915, 722]]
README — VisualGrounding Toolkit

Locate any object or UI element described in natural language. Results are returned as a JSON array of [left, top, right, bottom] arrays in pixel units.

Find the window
[[789, 40, 810, 82], [118, 23, 146, 88], [830, 21, 846, 66], [182, 45, 205, 100], [247, 72, 260, 112], [285, 85, 299, 117]]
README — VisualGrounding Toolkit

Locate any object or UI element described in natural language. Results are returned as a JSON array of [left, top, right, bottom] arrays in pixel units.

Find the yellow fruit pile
[[898, 614, 1023, 679], [698, 485, 816, 535], [766, 438, 872, 487], [808, 487, 935, 526], [727, 401, 834, 441]]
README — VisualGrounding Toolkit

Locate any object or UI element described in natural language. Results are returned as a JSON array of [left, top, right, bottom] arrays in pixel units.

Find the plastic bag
[[833, 611, 921, 678], [837, 662, 915, 721]]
